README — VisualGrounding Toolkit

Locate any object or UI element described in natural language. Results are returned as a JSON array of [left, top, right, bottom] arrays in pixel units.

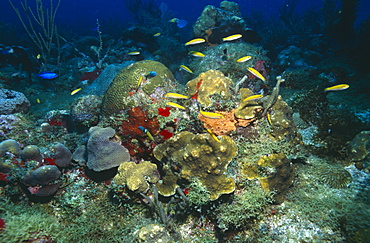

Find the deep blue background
[[1, 0, 369, 36]]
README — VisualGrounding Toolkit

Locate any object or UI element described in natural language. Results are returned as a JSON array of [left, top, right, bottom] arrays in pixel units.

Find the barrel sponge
[[113, 161, 159, 193], [0, 139, 21, 157], [87, 126, 130, 172], [21, 145, 43, 162], [23, 165, 61, 186], [50, 143, 72, 167], [154, 131, 237, 200], [101, 60, 175, 115]]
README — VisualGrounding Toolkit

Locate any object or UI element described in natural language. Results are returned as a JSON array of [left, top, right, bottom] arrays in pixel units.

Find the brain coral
[[87, 126, 130, 172], [101, 60, 175, 115], [186, 69, 234, 107], [153, 131, 237, 200]]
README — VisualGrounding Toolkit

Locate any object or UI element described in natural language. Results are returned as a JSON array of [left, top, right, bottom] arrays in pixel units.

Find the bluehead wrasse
[[37, 72, 58, 79], [185, 38, 206, 46], [247, 67, 266, 82], [36, 98, 41, 103], [189, 51, 205, 57], [206, 128, 221, 143], [36, 54, 41, 59], [236, 56, 252, 63], [138, 126, 156, 143], [146, 71, 157, 77], [243, 94, 263, 102], [71, 88, 82, 95], [180, 65, 193, 74], [164, 93, 189, 99], [324, 84, 349, 92], [128, 51, 140, 56], [267, 113, 272, 125], [167, 102, 186, 110], [199, 110, 224, 119], [153, 33, 161, 36], [222, 34, 242, 41]]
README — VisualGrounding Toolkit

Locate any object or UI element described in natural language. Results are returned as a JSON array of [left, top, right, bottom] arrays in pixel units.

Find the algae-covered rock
[[101, 60, 175, 115], [186, 69, 234, 107], [21, 145, 43, 162], [87, 126, 130, 172], [243, 153, 294, 204], [113, 161, 159, 193], [0, 88, 30, 115], [51, 143, 72, 167], [348, 131, 370, 162], [0, 139, 21, 157], [136, 224, 174, 243], [154, 131, 237, 200], [70, 95, 102, 126], [235, 88, 263, 120]]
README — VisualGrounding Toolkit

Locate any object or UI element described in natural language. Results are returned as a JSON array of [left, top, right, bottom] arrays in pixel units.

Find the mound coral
[[101, 60, 175, 115], [86, 126, 130, 172], [0, 139, 21, 157], [113, 161, 159, 193], [315, 163, 352, 188], [153, 131, 237, 200], [186, 69, 234, 108], [21, 145, 43, 162]]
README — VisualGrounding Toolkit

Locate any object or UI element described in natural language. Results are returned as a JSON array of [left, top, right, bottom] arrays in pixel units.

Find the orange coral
[[198, 109, 255, 136]]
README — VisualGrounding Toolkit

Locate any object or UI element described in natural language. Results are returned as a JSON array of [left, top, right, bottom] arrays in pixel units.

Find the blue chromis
[[189, 51, 205, 57], [324, 84, 349, 92], [179, 65, 193, 74], [138, 126, 156, 143], [37, 72, 58, 79]]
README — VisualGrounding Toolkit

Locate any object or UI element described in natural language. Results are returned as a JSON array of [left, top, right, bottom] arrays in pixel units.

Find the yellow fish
[[167, 102, 186, 110], [199, 110, 224, 119], [137, 75, 144, 87], [267, 113, 272, 125], [128, 51, 140, 56], [180, 65, 193, 74], [185, 38, 206, 46], [153, 33, 161, 36], [324, 84, 349, 92], [236, 56, 252, 63], [70, 88, 82, 95], [223, 34, 242, 41], [36, 98, 41, 103], [243, 94, 263, 102], [247, 67, 266, 82], [189, 51, 205, 57], [206, 128, 221, 143], [164, 93, 189, 99], [36, 54, 41, 59]]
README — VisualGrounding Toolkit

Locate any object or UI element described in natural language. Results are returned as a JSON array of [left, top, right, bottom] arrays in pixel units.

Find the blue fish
[[147, 71, 157, 77], [176, 19, 188, 28], [37, 72, 58, 79]]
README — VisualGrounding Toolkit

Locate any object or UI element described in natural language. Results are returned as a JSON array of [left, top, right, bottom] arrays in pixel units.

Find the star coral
[[153, 131, 237, 200]]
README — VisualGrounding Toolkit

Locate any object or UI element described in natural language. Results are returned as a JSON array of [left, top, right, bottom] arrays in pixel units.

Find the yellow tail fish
[[247, 67, 266, 82], [199, 110, 224, 119]]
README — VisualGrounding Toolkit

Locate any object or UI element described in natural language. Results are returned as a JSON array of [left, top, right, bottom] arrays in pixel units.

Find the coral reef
[[235, 88, 263, 120], [70, 95, 102, 127], [22, 165, 61, 197], [136, 224, 174, 243], [0, 139, 21, 157], [153, 131, 237, 200], [113, 161, 159, 193], [315, 163, 352, 188], [101, 60, 175, 115], [50, 143, 72, 167], [20, 145, 43, 162], [0, 88, 30, 115], [86, 126, 130, 172], [186, 69, 234, 108], [348, 130, 370, 162]]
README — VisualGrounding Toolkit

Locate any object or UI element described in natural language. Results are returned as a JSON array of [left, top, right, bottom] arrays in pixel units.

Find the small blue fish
[[138, 126, 156, 144], [38, 72, 58, 79], [169, 18, 187, 28], [147, 71, 157, 78]]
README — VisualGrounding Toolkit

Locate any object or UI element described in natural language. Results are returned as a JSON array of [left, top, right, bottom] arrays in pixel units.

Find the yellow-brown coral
[[101, 60, 175, 115], [186, 69, 234, 107], [113, 161, 159, 193], [235, 88, 263, 120], [153, 131, 237, 200]]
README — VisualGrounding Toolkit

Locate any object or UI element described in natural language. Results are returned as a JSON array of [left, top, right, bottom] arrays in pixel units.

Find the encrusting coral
[[86, 126, 130, 172], [113, 161, 159, 193], [153, 131, 237, 200], [186, 69, 234, 107], [101, 60, 175, 115]]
